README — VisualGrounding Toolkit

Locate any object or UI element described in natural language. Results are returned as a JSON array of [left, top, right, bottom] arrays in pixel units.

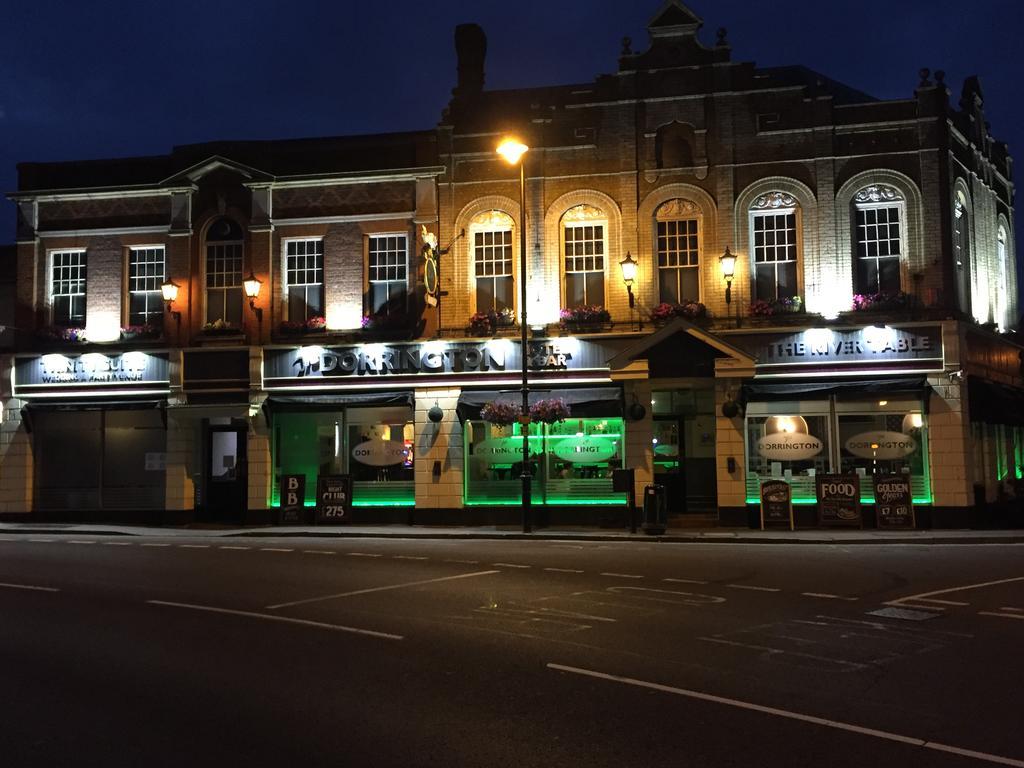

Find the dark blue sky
[[2, 0, 1019, 245]]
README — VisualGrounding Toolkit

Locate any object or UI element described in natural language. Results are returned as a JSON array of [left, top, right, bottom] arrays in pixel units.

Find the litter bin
[[642, 484, 667, 535]]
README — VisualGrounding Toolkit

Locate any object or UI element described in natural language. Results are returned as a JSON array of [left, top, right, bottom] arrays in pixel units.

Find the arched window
[[562, 205, 607, 308], [953, 190, 972, 314], [749, 192, 799, 301], [655, 198, 701, 303], [470, 210, 514, 314], [997, 225, 1009, 326], [655, 122, 695, 169], [852, 184, 904, 295], [205, 217, 244, 325]]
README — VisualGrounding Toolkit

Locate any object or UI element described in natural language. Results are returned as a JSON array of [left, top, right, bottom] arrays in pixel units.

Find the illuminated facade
[[0, 1, 1018, 528]]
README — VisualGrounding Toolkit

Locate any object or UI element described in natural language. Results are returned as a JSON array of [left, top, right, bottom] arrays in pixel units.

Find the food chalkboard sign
[[316, 474, 352, 524], [279, 474, 306, 524], [816, 474, 862, 528], [760, 480, 794, 530], [874, 473, 915, 529]]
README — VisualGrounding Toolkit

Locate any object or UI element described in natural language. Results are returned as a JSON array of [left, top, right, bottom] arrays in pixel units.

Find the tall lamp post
[[719, 246, 737, 327], [496, 137, 532, 533]]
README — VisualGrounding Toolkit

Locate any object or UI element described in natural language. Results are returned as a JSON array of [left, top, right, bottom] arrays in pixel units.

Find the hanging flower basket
[[480, 401, 522, 426], [529, 398, 571, 424], [649, 301, 708, 326]]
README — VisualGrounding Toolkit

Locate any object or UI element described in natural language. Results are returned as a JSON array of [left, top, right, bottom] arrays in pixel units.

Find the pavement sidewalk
[[1, 521, 1023, 545]]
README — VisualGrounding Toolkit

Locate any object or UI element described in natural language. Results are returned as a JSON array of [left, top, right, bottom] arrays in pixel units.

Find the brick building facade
[[0, 1, 1018, 528]]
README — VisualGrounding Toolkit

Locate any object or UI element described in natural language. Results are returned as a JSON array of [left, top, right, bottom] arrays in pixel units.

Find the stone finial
[[934, 69, 946, 85], [716, 27, 728, 46], [918, 68, 932, 88], [621, 36, 632, 56]]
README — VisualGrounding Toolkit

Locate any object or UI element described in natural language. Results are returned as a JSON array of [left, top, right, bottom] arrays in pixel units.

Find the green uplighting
[[745, 496, 933, 506], [353, 499, 416, 507]]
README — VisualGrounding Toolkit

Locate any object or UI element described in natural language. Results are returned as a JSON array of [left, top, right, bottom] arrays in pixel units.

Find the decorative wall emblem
[[751, 191, 797, 210], [854, 185, 903, 204], [471, 210, 514, 229], [563, 204, 605, 222], [655, 198, 700, 220]]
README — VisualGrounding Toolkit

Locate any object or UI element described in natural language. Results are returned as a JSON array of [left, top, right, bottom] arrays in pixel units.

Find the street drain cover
[[867, 607, 941, 621]]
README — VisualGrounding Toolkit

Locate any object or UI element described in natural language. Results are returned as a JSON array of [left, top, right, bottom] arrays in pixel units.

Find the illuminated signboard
[[14, 352, 170, 392]]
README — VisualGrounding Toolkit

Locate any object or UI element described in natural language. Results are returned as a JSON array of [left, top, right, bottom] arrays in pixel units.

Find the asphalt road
[[0, 533, 1022, 767]]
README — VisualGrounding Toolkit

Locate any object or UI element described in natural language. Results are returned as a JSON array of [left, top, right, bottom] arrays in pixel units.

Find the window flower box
[[279, 316, 327, 336], [649, 300, 708, 327], [36, 326, 87, 344], [202, 320, 242, 336], [559, 306, 612, 333], [749, 296, 803, 318], [120, 324, 161, 341]]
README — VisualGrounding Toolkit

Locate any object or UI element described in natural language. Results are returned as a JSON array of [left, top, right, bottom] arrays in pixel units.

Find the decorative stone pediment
[[563, 204, 606, 223], [854, 184, 903, 204], [471, 210, 514, 229], [655, 198, 700, 220], [751, 191, 797, 210]]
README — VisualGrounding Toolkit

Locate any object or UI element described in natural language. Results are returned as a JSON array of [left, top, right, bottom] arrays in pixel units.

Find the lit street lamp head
[[496, 138, 529, 165], [719, 246, 737, 284]]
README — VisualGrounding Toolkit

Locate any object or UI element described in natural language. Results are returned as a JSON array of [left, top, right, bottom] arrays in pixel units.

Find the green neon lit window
[[464, 417, 627, 505], [1014, 427, 1023, 481], [271, 407, 414, 508]]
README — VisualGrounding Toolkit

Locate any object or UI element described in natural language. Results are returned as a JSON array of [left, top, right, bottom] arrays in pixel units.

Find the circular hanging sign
[[756, 432, 823, 461], [351, 440, 409, 466], [552, 436, 618, 464], [844, 431, 916, 460]]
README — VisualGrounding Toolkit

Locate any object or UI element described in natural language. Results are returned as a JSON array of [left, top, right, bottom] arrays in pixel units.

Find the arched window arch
[[470, 210, 515, 315], [655, 198, 702, 303], [953, 188, 972, 315], [655, 122, 695, 169], [749, 192, 800, 301], [204, 217, 244, 325], [852, 184, 904, 295], [561, 204, 607, 308]]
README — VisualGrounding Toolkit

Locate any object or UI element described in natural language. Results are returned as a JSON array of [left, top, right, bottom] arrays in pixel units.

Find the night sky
[[2, 0, 1020, 251]]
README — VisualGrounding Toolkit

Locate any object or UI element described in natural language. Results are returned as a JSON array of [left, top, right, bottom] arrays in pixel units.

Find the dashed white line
[[0, 582, 60, 593], [27, 538, 55, 543], [393, 555, 428, 560], [303, 550, 335, 555], [147, 600, 403, 640], [727, 584, 781, 593], [219, 545, 250, 550], [493, 563, 532, 569], [600, 572, 644, 580], [141, 543, 171, 547], [103, 541, 133, 546], [802, 592, 859, 602], [179, 544, 210, 549], [544, 567, 584, 574], [1002, 607, 1024, 613], [261, 548, 294, 553], [67, 540, 96, 545], [663, 577, 708, 585], [266, 570, 501, 610], [546, 664, 1024, 768], [444, 559, 479, 565], [347, 552, 382, 558], [980, 611, 1024, 621]]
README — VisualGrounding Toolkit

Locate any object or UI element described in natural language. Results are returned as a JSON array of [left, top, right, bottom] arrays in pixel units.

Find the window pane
[[659, 269, 679, 304]]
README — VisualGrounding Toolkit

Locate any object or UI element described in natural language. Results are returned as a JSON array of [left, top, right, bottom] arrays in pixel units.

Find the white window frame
[[127, 245, 166, 327], [852, 199, 905, 295], [469, 211, 516, 315], [655, 214, 702, 304], [204, 237, 243, 325], [282, 237, 325, 321], [561, 206, 609, 309], [49, 248, 87, 327], [748, 204, 801, 301], [367, 232, 409, 315]]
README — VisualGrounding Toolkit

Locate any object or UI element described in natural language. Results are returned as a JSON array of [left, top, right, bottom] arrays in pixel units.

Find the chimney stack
[[453, 23, 486, 99]]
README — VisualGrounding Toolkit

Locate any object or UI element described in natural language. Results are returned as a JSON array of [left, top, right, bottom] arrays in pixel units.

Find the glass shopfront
[[272, 405, 414, 508], [464, 417, 626, 505], [745, 396, 930, 505]]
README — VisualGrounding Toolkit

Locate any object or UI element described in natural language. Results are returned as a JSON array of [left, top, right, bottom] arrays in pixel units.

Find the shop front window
[[837, 411, 929, 503], [746, 410, 831, 503], [272, 406, 414, 508], [464, 417, 626, 505]]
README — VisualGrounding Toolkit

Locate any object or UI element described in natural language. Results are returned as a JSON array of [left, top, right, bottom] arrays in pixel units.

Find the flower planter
[[559, 321, 612, 334]]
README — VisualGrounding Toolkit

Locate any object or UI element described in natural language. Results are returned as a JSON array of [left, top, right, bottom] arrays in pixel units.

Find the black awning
[[456, 387, 622, 422], [968, 379, 1024, 426], [20, 399, 164, 433], [742, 376, 929, 402], [263, 391, 414, 414]]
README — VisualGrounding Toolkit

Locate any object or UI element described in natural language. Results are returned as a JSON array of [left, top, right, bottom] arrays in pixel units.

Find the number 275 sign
[[316, 475, 352, 524]]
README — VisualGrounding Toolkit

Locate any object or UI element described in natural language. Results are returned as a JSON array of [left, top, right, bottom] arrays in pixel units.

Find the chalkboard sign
[[760, 480, 793, 530], [279, 474, 306, 524], [316, 474, 352, 524], [816, 474, 862, 528], [874, 473, 915, 529]]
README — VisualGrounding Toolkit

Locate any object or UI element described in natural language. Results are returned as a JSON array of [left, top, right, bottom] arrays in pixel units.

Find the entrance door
[[202, 423, 247, 523], [653, 417, 686, 513]]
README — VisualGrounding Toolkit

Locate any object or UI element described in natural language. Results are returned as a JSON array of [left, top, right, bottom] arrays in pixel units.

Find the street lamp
[[619, 251, 640, 330], [720, 246, 737, 326], [497, 136, 532, 533], [161, 279, 181, 339]]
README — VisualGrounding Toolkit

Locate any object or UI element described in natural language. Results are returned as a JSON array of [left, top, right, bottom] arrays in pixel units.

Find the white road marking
[[980, 611, 1024, 621], [698, 636, 870, 669], [663, 577, 708, 585], [887, 575, 1024, 608], [179, 544, 210, 549], [909, 597, 970, 607], [544, 568, 584, 574], [303, 550, 335, 555], [444, 559, 479, 565], [393, 555, 428, 560], [802, 592, 858, 602], [547, 664, 1024, 767], [0, 582, 60, 593], [600, 572, 644, 580], [266, 570, 501, 610], [27, 538, 55, 543], [103, 541, 133, 546], [607, 586, 726, 606], [67, 540, 96, 545], [347, 552, 382, 558], [493, 563, 531, 569], [146, 600, 402, 640], [141, 543, 171, 547], [1003, 607, 1024, 613], [260, 548, 294, 553], [727, 584, 781, 593], [219, 545, 250, 550]]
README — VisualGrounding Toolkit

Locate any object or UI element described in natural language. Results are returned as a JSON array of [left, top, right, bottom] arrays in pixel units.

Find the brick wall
[[413, 387, 463, 510]]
